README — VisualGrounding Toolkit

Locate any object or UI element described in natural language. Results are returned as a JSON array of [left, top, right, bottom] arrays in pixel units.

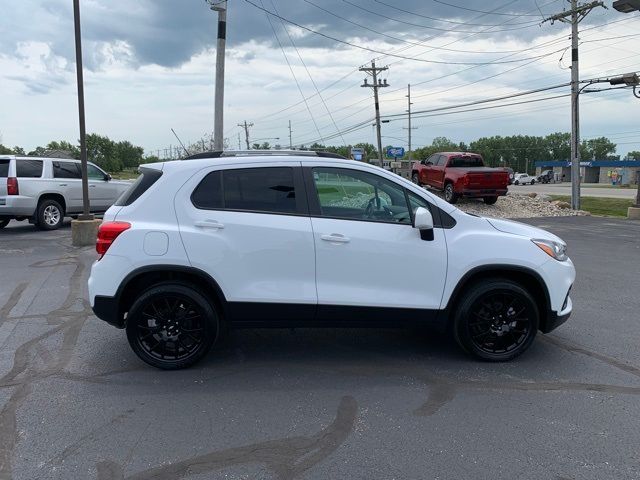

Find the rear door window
[[0, 160, 9, 177], [191, 167, 299, 215], [53, 161, 81, 179], [16, 160, 43, 178]]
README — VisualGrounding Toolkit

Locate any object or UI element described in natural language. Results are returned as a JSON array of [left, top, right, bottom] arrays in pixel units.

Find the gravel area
[[442, 191, 590, 218]]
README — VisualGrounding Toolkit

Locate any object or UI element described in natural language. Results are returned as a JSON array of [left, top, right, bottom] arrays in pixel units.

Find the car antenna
[[170, 128, 191, 157]]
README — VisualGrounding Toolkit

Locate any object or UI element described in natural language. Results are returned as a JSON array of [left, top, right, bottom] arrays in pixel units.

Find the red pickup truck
[[411, 152, 509, 205]]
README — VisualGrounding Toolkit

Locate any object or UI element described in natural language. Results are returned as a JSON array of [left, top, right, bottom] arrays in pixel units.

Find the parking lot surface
[[1, 216, 639, 480]]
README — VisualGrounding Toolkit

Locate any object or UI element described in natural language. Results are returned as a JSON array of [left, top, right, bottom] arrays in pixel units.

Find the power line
[[243, 0, 569, 66], [258, 0, 325, 143], [429, 0, 556, 17], [270, 0, 346, 145]]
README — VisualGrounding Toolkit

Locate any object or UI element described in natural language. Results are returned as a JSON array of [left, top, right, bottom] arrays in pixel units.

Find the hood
[[485, 217, 565, 244]]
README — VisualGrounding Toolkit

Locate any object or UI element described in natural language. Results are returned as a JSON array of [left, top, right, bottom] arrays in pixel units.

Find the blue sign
[[386, 146, 405, 158]]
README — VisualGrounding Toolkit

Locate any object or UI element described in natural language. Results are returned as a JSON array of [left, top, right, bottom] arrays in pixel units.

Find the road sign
[[386, 146, 405, 158], [350, 147, 364, 161]]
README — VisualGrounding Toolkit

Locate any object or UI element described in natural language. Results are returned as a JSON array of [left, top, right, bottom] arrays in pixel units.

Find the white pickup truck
[[0, 156, 131, 230]]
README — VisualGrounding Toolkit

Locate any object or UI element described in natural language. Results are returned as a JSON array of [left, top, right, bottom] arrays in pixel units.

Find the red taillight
[[7, 177, 18, 195], [96, 221, 131, 256]]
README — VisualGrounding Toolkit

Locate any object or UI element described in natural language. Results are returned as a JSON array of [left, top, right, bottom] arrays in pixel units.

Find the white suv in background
[[88, 151, 575, 369], [0, 155, 130, 230]]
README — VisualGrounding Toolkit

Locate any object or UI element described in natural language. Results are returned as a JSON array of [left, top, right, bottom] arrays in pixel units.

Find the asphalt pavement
[[1, 216, 639, 480], [514, 182, 637, 199]]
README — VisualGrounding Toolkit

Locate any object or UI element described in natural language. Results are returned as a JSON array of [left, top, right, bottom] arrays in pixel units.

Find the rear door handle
[[59, 184, 67, 187], [194, 220, 225, 230], [320, 233, 350, 244]]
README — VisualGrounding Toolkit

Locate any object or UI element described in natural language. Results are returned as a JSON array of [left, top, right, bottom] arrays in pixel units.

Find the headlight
[[532, 238, 568, 261]]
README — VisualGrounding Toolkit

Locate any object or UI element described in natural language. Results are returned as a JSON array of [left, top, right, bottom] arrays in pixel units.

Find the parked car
[[411, 152, 509, 205], [0, 156, 130, 230], [513, 173, 536, 185], [537, 170, 554, 184], [88, 150, 575, 370]]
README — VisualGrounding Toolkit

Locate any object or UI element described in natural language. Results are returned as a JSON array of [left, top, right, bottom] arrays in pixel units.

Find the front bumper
[[541, 296, 572, 333]]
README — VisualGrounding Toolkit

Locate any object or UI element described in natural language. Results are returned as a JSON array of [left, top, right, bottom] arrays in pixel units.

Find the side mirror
[[420, 159, 427, 165], [105, 173, 112, 181], [413, 207, 434, 241]]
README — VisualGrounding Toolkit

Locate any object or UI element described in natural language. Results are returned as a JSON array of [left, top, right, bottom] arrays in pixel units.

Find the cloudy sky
[[1, 0, 639, 157]]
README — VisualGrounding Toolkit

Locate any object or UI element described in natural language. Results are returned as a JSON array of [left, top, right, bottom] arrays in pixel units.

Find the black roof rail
[[183, 150, 347, 160]]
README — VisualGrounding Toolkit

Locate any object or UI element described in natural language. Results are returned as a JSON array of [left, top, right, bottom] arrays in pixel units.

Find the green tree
[[627, 151, 640, 160], [115, 140, 144, 169], [581, 136, 616, 160], [0, 144, 14, 154], [86, 134, 121, 172], [46, 140, 80, 158], [12, 146, 25, 155]]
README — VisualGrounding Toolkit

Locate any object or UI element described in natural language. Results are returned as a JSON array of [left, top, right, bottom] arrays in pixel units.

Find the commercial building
[[534, 160, 640, 185]]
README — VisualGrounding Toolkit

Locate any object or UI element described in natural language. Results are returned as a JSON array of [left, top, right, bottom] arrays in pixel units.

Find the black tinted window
[[16, 160, 43, 178], [223, 168, 297, 213], [0, 160, 8, 177], [436, 155, 446, 166], [449, 156, 483, 167], [114, 168, 162, 206], [191, 171, 223, 209], [53, 161, 81, 179]]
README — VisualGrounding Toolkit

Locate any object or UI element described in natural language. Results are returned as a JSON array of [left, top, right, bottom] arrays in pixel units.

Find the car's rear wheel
[[483, 196, 498, 205], [412, 173, 421, 186], [125, 283, 219, 369], [530, 179, 536, 185], [444, 183, 458, 204], [453, 278, 539, 361], [0, 219, 9, 229], [514, 180, 519, 185], [36, 199, 64, 230]]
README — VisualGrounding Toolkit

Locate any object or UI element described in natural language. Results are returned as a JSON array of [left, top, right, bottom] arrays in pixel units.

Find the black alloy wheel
[[126, 283, 218, 369], [453, 279, 539, 361]]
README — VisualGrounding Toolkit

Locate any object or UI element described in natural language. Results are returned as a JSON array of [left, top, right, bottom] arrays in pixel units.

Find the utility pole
[[72, 0, 91, 221], [360, 62, 389, 164], [403, 84, 418, 163], [237, 121, 253, 149], [207, 1, 227, 151], [542, 0, 605, 210], [288, 120, 293, 149], [237, 133, 241, 150]]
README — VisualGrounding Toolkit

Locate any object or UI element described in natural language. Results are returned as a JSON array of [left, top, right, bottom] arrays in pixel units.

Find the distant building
[[534, 160, 640, 185]]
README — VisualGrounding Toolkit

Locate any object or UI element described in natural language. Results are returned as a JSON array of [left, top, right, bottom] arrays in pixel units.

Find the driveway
[[514, 182, 637, 199], [1, 217, 639, 479]]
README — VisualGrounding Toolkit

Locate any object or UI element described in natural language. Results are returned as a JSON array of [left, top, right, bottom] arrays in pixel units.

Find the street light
[[613, 0, 640, 12]]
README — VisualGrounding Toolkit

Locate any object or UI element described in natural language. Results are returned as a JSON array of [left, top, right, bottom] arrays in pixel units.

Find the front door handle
[[320, 233, 350, 244], [59, 184, 67, 187], [194, 220, 225, 230]]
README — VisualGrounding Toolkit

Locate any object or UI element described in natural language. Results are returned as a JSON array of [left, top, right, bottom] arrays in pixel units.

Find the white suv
[[0, 155, 130, 230], [88, 151, 575, 369]]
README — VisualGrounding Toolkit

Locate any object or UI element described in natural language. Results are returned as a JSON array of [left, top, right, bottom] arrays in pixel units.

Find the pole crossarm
[[541, 1, 606, 24]]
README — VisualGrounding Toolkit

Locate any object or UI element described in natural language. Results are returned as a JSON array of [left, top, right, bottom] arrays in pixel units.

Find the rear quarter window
[[16, 160, 43, 178], [114, 168, 163, 206], [0, 160, 9, 177]]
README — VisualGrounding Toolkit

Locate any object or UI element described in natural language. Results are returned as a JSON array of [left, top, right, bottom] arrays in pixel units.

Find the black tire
[[453, 278, 539, 362], [36, 199, 64, 230], [483, 196, 498, 205], [125, 283, 219, 370], [0, 219, 9, 229], [530, 179, 535, 185], [412, 172, 421, 186], [514, 180, 519, 185], [444, 183, 458, 204]]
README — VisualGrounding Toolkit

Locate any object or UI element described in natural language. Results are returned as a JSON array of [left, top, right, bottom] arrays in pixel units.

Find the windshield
[[448, 156, 483, 167]]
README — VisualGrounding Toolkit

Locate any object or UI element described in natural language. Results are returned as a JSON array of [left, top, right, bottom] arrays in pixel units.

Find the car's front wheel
[[453, 278, 539, 361], [530, 179, 536, 185], [36, 199, 64, 230], [412, 172, 421, 186], [444, 183, 458, 204], [125, 283, 219, 369]]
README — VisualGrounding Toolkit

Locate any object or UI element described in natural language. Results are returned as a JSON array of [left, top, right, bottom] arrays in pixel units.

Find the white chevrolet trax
[[88, 151, 575, 369]]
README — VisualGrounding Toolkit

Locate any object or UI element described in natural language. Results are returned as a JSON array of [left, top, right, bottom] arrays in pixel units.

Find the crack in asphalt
[[0, 282, 28, 325], [95, 395, 358, 480], [0, 251, 91, 479]]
